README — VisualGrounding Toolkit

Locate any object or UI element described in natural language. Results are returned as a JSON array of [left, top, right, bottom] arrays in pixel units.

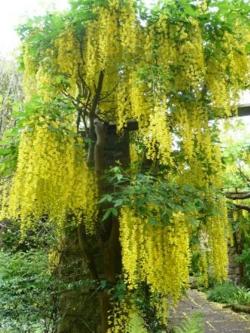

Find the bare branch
[[226, 192, 250, 200], [87, 71, 105, 166], [99, 82, 119, 102], [237, 164, 250, 185], [234, 204, 250, 212]]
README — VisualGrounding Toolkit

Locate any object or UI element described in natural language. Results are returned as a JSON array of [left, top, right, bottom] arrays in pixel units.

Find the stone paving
[[169, 289, 250, 332]]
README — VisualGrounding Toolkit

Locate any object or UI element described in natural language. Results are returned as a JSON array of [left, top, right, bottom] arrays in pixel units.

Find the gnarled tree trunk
[[56, 122, 132, 333]]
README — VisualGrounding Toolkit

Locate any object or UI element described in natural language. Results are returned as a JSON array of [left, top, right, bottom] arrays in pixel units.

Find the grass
[[207, 281, 250, 306]]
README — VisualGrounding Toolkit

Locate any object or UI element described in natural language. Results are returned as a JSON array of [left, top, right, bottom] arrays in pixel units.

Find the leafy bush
[[173, 313, 204, 333], [0, 250, 59, 333], [0, 219, 56, 253], [237, 248, 250, 287], [207, 282, 250, 305]]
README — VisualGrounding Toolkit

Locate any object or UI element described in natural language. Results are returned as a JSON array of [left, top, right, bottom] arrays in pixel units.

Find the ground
[[169, 290, 250, 333]]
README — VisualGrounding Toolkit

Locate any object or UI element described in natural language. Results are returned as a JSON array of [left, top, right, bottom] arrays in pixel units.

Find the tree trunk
[[56, 123, 131, 333], [95, 122, 130, 332], [56, 226, 100, 333]]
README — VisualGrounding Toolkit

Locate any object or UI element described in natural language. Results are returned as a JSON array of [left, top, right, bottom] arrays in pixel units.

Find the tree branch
[[234, 204, 250, 212], [87, 71, 105, 166], [226, 192, 250, 200], [237, 164, 250, 185]]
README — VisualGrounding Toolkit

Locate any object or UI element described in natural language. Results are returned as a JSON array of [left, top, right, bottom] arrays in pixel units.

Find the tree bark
[[95, 122, 130, 333], [56, 122, 132, 333], [56, 226, 100, 333]]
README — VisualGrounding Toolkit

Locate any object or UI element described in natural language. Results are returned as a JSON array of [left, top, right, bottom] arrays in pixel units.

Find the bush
[[0, 220, 55, 253], [237, 248, 250, 287], [0, 250, 59, 333], [207, 282, 250, 305]]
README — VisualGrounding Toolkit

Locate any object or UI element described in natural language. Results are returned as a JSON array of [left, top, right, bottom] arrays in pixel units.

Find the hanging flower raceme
[[206, 198, 230, 282], [120, 0, 138, 55], [2, 121, 97, 235], [143, 103, 172, 166], [107, 299, 148, 333], [119, 208, 190, 303], [55, 29, 82, 97]]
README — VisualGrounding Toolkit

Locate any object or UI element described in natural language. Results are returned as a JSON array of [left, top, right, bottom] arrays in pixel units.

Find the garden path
[[169, 289, 250, 332]]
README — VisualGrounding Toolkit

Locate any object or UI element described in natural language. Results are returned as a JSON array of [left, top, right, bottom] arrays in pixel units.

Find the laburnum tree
[[0, 0, 249, 332]]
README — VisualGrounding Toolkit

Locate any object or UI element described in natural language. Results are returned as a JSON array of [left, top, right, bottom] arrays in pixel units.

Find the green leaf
[[101, 208, 118, 222], [99, 194, 113, 204]]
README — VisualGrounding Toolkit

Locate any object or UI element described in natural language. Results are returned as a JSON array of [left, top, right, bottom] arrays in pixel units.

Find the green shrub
[[207, 282, 250, 305], [237, 248, 250, 287], [0, 220, 55, 253], [0, 250, 59, 333]]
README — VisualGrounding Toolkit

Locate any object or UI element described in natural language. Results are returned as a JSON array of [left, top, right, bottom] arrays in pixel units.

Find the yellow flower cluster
[[36, 64, 56, 102], [116, 71, 152, 132], [129, 72, 151, 126], [152, 295, 169, 326], [197, 251, 209, 288], [108, 300, 148, 333], [174, 21, 205, 91], [206, 59, 231, 116], [143, 105, 172, 166], [206, 29, 249, 117], [0, 180, 10, 219], [129, 142, 140, 166], [23, 44, 38, 101], [191, 196, 230, 287], [85, 22, 99, 89], [120, 0, 137, 55], [175, 107, 194, 161], [85, 4, 122, 90], [3, 122, 97, 234], [179, 124, 223, 191], [116, 76, 131, 131], [55, 29, 81, 97], [107, 300, 129, 333], [120, 208, 190, 302], [207, 198, 230, 282], [23, 46, 57, 102]]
